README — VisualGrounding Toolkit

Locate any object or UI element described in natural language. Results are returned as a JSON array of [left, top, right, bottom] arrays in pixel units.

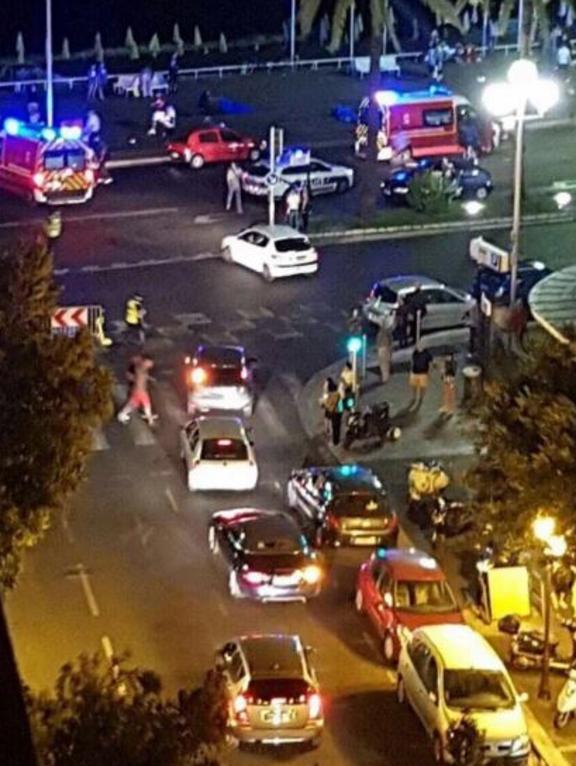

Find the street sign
[[51, 306, 88, 331], [469, 237, 510, 273]]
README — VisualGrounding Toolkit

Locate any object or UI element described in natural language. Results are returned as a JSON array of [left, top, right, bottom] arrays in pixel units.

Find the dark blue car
[[471, 260, 552, 305], [381, 157, 493, 204]]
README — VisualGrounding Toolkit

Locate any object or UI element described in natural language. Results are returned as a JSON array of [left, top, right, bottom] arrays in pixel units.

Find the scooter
[[499, 615, 576, 672], [343, 402, 401, 450], [430, 498, 474, 547], [555, 666, 576, 729]]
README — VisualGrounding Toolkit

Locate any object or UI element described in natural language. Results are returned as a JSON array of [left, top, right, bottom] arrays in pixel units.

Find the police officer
[[125, 293, 147, 345], [44, 210, 62, 242]]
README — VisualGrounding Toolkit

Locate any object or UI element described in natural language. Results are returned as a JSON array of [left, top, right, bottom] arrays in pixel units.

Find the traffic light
[[347, 336, 362, 354]]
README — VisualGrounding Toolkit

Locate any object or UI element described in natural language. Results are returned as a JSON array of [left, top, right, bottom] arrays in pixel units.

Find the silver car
[[216, 634, 324, 747], [362, 275, 475, 332]]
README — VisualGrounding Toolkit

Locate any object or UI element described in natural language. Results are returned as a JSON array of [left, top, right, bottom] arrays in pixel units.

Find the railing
[[0, 41, 531, 93]]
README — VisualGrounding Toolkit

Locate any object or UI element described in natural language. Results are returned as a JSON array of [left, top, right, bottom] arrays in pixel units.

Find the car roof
[[238, 634, 305, 677], [378, 275, 443, 291], [374, 548, 446, 581], [242, 513, 301, 551], [193, 416, 245, 439], [314, 465, 383, 492], [247, 224, 307, 239], [196, 345, 244, 366], [415, 625, 503, 670]]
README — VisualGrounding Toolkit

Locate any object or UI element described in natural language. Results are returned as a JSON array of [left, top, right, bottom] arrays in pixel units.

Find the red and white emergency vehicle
[[355, 88, 493, 162], [0, 119, 98, 204]]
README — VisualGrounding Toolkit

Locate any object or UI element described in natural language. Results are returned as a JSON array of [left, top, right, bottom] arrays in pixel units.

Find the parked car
[[242, 153, 354, 199], [355, 548, 463, 663], [286, 464, 398, 548], [179, 416, 257, 492], [397, 624, 530, 765], [208, 508, 324, 601], [167, 125, 262, 168], [215, 634, 324, 747], [471, 259, 552, 306], [381, 157, 493, 204], [221, 224, 318, 282], [362, 275, 475, 331], [184, 344, 254, 417]]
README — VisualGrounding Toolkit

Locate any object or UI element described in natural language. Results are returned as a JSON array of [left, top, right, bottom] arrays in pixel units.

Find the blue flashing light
[[376, 548, 388, 560], [347, 336, 362, 354], [60, 124, 82, 140], [339, 464, 358, 477], [374, 90, 399, 107], [395, 171, 408, 182], [41, 127, 57, 141], [4, 118, 20, 136]]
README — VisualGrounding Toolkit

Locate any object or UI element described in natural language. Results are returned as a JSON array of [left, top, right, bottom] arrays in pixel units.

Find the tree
[[125, 27, 140, 60], [16, 32, 25, 64], [0, 239, 112, 588], [446, 715, 486, 766], [173, 23, 185, 55], [94, 32, 104, 63], [27, 653, 229, 766], [61, 38, 71, 60], [406, 169, 451, 213], [466, 331, 576, 553], [149, 33, 161, 59]]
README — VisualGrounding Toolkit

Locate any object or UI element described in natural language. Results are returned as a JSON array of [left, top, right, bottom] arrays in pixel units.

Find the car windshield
[[371, 284, 398, 303], [331, 493, 390, 517], [201, 438, 247, 461], [204, 366, 243, 387], [394, 579, 458, 613], [275, 238, 310, 253], [444, 669, 515, 711]]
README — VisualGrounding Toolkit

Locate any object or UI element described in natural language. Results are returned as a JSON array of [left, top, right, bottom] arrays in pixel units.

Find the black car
[[208, 508, 324, 602], [287, 465, 399, 548], [381, 157, 493, 203], [471, 259, 552, 306]]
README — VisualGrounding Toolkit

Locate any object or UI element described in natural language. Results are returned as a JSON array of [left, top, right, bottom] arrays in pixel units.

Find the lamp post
[[482, 61, 559, 309], [45, 0, 54, 127], [533, 516, 567, 701], [290, 0, 296, 65]]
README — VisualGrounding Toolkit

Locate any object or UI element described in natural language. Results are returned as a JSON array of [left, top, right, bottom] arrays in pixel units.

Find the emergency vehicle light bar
[[3, 118, 82, 142]]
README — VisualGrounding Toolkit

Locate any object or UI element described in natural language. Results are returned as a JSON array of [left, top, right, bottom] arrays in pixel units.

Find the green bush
[[407, 169, 452, 214]]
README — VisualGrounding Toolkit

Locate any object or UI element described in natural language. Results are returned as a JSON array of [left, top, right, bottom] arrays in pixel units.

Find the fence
[[0, 41, 529, 94]]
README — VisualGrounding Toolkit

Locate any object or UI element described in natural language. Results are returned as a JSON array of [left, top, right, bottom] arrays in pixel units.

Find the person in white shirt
[[557, 41, 572, 73]]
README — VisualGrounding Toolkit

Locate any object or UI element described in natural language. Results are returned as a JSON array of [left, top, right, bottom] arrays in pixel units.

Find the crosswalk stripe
[[277, 372, 303, 401], [91, 427, 110, 452], [256, 394, 291, 440]]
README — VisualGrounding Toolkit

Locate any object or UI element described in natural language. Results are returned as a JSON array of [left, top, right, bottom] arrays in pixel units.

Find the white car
[[221, 224, 318, 282], [180, 416, 258, 492], [242, 157, 354, 199]]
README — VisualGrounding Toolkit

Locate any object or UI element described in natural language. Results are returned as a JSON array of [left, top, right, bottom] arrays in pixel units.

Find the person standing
[[406, 286, 427, 345], [376, 324, 393, 384], [409, 343, 433, 409], [300, 182, 312, 232], [319, 377, 342, 445], [96, 62, 107, 100], [87, 64, 98, 100], [225, 162, 243, 214], [557, 39, 572, 78], [440, 352, 457, 415], [117, 354, 158, 425], [285, 184, 301, 229], [168, 52, 180, 94], [124, 293, 147, 345]]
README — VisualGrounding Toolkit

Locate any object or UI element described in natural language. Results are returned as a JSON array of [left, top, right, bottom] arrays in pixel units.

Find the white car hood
[[447, 704, 527, 741]]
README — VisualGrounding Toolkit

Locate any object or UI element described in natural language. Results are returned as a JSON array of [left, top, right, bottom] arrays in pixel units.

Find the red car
[[355, 548, 463, 663], [167, 126, 262, 169]]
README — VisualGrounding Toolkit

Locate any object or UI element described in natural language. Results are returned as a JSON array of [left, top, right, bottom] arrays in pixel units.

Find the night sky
[[1, 0, 289, 57]]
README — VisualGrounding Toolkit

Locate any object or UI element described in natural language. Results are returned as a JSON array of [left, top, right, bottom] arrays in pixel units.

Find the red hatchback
[[167, 126, 262, 169], [355, 547, 463, 664]]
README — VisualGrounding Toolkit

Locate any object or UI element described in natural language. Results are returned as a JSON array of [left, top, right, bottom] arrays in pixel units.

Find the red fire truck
[[355, 88, 493, 162], [0, 119, 98, 204]]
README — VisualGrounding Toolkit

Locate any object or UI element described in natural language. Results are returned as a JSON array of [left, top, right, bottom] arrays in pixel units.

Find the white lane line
[[78, 565, 101, 618], [0, 207, 180, 231], [61, 510, 75, 544], [256, 394, 291, 440], [101, 634, 115, 660], [91, 427, 110, 452], [129, 420, 157, 447], [54, 252, 219, 276], [165, 487, 179, 513], [108, 156, 171, 169]]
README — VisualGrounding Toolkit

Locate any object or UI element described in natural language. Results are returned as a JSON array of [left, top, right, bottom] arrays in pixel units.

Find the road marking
[[108, 156, 171, 169], [129, 420, 158, 447], [101, 634, 115, 660], [189, 251, 220, 261], [134, 514, 154, 547], [165, 487, 179, 513], [256, 394, 291, 440], [268, 328, 304, 341], [78, 565, 101, 618], [91, 427, 110, 452], [174, 312, 213, 326], [193, 214, 224, 225], [54, 252, 219, 276], [61, 510, 75, 544], [0, 207, 180, 231], [278, 372, 303, 401]]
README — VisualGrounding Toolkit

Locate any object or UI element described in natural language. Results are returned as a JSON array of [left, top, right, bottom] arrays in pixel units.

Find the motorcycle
[[555, 666, 576, 729], [430, 497, 474, 547], [499, 615, 576, 672], [407, 461, 451, 528], [343, 402, 401, 450]]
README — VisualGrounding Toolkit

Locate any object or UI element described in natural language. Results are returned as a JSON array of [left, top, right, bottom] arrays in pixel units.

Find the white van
[[397, 624, 530, 765]]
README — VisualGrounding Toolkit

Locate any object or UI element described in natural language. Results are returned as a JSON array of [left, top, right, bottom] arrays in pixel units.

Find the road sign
[[266, 172, 278, 187], [51, 306, 89, 330], [469, 237, 510, 273]]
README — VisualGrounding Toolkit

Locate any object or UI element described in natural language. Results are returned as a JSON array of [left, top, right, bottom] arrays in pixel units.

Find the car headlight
[[301, 565, 322, 585], [510, 735, 530, 755]]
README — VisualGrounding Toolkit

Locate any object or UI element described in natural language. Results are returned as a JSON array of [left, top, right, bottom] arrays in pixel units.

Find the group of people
[[285, 182, 312, 231], [87, 62, 108, 100]]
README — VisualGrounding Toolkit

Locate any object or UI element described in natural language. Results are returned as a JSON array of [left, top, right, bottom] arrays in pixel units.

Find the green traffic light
[[347, 336, 362, 354]]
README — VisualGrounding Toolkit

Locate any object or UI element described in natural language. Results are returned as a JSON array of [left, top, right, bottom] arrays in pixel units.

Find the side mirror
[[518, 692, 529, 703]]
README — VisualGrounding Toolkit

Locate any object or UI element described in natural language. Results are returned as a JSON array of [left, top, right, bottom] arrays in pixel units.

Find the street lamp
[[532, 515, 567, 700], [45, 0, 54, 127], [482, 61, 559, 308]]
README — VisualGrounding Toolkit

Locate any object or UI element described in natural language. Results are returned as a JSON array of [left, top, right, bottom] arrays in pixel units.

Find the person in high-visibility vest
[[44, 210, 62, 240], [124, 293, 147, 345]]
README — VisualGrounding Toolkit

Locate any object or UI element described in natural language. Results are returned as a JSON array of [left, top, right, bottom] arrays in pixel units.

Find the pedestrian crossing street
[[91, 373, 306, 454]]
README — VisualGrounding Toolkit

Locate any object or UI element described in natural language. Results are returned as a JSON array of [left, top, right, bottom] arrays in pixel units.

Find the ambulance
[[0, 119, 98, 204], [355, 87, 493, 162]]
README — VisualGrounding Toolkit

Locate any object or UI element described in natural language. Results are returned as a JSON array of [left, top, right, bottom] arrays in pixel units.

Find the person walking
[[319, 377, 342, 445], [87, 64, 98, 100], [140, 67, 153, 99], [440, 352, 457, 415], [168, 52, 180, 94], [117, 354, 158, 425], [96, 62, 108, 100], [285, 184, 301, 229], [409, 343, 433, 409], [124, 293, 147, 345], [225, 162, 243, 214], [376, 324, 393, 384]]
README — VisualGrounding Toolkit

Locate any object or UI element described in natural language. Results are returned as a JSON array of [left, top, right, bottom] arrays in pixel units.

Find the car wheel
[[262, 265, 274, 282], [190, 153, 205, 169], [396, 675, 406, 704], [383, 632, 397, 664], [355, 589, 364, 613], [249, 148, 260, 161], [221, 246, 233, 263], [433, 734, 445, 765], [475, 186, 488, 200], [336, 178, 349, 194]]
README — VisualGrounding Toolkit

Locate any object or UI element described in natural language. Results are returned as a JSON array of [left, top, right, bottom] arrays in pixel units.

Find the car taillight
[[243, 570, 268, 585], [301, 565, 322, 585], [240, 366, 248, 381], [189, 367, 207, 386], [233, 694, 250, 724], [33, 172, 45, 187], [308, 692, 322, 719]]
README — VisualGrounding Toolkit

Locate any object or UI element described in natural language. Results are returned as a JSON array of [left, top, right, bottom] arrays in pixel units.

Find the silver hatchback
[[216, 634, 323, 747], [363, 275, 475, 332]]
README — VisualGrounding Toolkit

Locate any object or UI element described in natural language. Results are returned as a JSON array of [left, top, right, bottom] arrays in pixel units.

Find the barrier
[[51, 305, 112, 346]]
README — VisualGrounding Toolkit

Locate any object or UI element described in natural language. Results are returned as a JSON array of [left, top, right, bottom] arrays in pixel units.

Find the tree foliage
[[407, 169, 452, 214], [446, 715, 486, 766], [466, 331, 576, 552], [27, 654, 230, 766], [0, 238, 112, 588]]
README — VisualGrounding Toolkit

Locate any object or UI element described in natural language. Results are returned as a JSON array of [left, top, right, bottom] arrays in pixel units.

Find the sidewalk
[[296, 331, 576, 766]]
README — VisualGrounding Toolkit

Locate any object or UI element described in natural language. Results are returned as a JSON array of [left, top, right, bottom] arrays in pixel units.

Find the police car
[[241, 146, 354, 199]]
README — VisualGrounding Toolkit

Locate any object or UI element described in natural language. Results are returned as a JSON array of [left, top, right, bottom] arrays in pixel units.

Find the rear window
[[248, 678, 309, 703], [201, 438, 247, 461], [423, 108, 453, 127], [331, 493, 390, 517], [43, 150, 86, 171], [275, 238, 310, 253], [371, 283, 398, 303], [207, 367, 243, 387]]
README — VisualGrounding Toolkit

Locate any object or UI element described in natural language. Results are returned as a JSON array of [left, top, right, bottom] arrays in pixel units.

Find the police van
[[241, 146, 354, 200]]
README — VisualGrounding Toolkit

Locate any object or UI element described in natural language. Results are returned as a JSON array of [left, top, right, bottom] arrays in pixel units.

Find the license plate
[[261, 708, 295, 724], [352, 536, 378, 545], [273, 574, 299, 586]]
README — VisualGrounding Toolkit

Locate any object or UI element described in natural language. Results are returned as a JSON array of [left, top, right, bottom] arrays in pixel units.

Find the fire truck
[[0, 119, 99, 204], [355, 87, 493, 162]]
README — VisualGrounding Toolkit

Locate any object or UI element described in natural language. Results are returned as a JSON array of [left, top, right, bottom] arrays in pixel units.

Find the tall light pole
[[290, 0, 296, 65], [517, 0, 525, 54], [46, 0, 54, 127], [349, 2, 355, 61], [482, 61, 559, 308]]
